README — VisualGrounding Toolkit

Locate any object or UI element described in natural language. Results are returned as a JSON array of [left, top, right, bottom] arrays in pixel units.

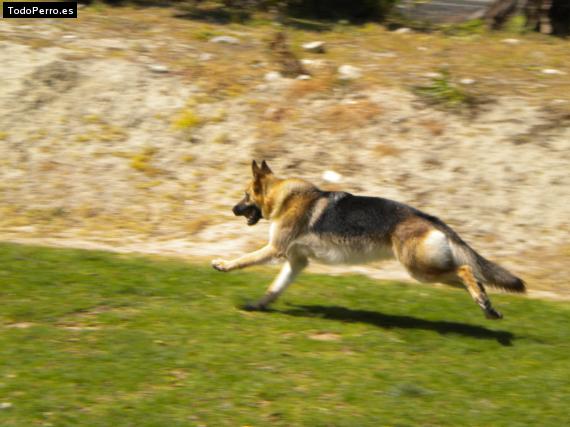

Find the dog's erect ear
[[252, 160, 263, 193], [261, 160, 273, 175], [252, 160, 273, 179], [252, 160, 261, 176]]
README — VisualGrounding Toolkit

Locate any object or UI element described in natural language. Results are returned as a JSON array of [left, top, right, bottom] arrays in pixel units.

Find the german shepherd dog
[[212, 161, 526, 319]]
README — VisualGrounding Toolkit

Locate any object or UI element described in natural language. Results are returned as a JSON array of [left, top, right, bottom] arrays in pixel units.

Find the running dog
[[212, 161, 525, 319]]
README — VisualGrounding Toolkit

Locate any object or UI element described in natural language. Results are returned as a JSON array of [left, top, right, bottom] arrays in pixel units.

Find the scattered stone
[[198, 53, 213, 61], [322, 170, 343, 183], [62, 34, 77, 41], [417, 46, 428, 51], [209, 35, 240, 44], [541, 69, 565, 75], [502, 38, 520, 45], [263, 106, 280, 119], [0, 402, 12, 410], [302, 41, 326, 54], [148, 64, 169, 74], [264, 71, 282, 82], [460, 78, 476, 85], [424, 72, 443, 79], [301, 59, 325, 68], [376, 51, 398, 58], [394, 27, 411, 34], [338, 64, 362, 80], [296, 74, 311, 80]]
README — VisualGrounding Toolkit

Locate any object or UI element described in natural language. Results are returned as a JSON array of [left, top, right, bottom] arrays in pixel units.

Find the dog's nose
[[232, 204, 241, 216]]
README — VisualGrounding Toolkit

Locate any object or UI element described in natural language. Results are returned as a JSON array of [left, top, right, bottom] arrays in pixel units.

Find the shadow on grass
[[278, 304, 514, 346]]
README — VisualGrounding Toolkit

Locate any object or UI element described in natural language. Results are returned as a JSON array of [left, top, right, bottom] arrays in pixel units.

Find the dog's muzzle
[[233, 203, 262, 226]]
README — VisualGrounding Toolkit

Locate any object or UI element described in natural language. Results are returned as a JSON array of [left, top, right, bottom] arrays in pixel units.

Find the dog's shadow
[[275, 304, 514, 346]]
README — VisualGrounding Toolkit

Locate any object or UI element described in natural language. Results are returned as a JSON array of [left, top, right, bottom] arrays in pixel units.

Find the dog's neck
[[264, 178, 319, 220]]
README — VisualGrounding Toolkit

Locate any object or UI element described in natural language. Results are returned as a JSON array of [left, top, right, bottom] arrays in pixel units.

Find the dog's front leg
[[212, 245, 278, 272], [246, 255, 308, 311]]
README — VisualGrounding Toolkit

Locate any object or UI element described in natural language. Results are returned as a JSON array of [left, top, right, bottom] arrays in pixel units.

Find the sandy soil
[[0, 10, 569, 299]]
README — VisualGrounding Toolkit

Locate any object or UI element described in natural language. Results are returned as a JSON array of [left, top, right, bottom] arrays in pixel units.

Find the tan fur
[[457, 265, 502, 319], [392, 218, 455, 283]]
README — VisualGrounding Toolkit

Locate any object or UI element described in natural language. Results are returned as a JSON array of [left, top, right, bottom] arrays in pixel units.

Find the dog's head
[[232, 160, 273, 226]]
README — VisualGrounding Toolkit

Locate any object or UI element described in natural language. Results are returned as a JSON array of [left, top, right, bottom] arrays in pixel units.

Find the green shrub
[[413, 70, 474, 109]]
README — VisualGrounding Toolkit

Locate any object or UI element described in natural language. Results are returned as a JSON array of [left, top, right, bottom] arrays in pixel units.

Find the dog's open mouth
[[245, 205, 262, 226], [234, 204, 262, 226]]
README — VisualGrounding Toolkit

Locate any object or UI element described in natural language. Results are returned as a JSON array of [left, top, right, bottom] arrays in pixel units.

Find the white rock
[[148, 64, 169, 73], [322, 170, 343, 183], [296, 74, 311, 80], [395, 27, 411, 34], [209, 36, 240, 44], [424, 72, 443, 79], [301, 59, 325, 68], [376, 51, 397, 58], [302, 41, 326, 53], [541, 69, 565, 75], [502, 38, 520, 45], [198, 53, 214, 61], [264, 71, 282, 82], [338, 64, 362, 80], [417, 46, 428, 51], [62, 34, 77, 41], [460, 78, 476, 85], [0, 402, 12, 410]]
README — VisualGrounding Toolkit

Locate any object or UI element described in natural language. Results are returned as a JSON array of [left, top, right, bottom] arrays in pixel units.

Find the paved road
[[397, 0, 496, 23]]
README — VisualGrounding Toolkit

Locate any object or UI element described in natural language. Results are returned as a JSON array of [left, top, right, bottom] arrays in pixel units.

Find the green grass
[[413, 70, 476, 110], [0, 243, 568, 426]]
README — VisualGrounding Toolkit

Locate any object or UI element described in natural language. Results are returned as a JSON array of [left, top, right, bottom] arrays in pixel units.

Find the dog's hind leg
[[246, 255, 308, 311], [457, 265, 502, 320]]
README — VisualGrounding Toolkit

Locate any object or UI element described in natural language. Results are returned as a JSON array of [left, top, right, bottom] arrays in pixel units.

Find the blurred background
[[1, 2, 570, 426], [1, 0, 569, 297]]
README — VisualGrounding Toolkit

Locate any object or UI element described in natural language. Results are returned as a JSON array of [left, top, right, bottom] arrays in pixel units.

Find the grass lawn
[[0, 242, 568, 426]]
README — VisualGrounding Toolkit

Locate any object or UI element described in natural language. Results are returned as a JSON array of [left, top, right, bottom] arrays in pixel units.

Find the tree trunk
[[485, 0, 521, 30], [549, 0, 570, 36], [524, 0, 553, 33], [486, 0, 569, 36]]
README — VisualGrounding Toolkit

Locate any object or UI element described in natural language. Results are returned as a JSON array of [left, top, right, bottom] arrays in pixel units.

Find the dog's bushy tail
[[450, 241, 526, 293]]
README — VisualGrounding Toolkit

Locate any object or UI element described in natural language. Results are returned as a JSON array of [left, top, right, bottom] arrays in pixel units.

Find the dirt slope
[[1, 7, 569, 298]]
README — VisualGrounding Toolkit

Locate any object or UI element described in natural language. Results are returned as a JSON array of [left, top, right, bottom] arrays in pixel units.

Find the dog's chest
[[294, 233, 393, 265]]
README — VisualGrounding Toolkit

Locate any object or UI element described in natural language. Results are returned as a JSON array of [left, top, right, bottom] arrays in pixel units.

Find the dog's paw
[[211, 259, 232, 272], [242, 302, 268, 312], [485, 308, 503, 320]]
